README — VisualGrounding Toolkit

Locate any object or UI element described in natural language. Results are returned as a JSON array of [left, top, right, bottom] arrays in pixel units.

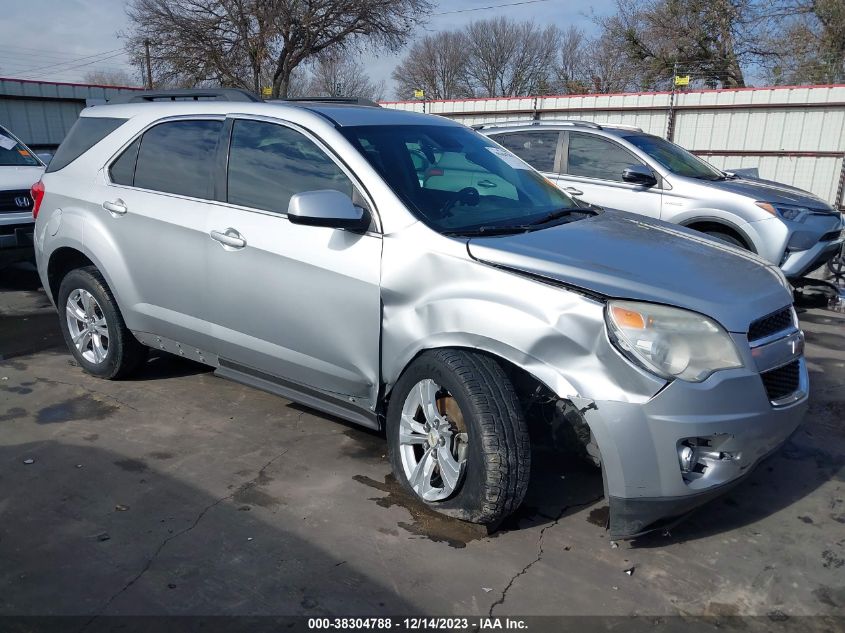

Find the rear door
[[205, 117, 382, 406], [99, 117, 223, 351], [555, 131, 662, 219], [492, 130, 561, 181]]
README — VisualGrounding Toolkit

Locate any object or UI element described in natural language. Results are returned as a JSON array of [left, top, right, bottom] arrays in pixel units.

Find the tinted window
[[566, 132, 644, 182], [134, 120, 221, 199], [624, 134, 724, 180], [46, 117, 127, 172], [495, 131, 559, 172], [227, 119, 353, 213], [109, 138, 141, 185]]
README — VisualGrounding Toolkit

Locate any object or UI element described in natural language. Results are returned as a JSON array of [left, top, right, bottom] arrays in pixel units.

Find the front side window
[[227, 119, 353, 214], [624, 134, 725, 180], [0, 127, 42, 167], [566, 132, 645, 182], [341, 124, 584, 235], [133, 120, 222, 199], [494, 131, 559, 172]]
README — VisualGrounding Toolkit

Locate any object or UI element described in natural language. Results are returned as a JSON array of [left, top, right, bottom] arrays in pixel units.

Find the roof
[[87, 89, 459, 128]]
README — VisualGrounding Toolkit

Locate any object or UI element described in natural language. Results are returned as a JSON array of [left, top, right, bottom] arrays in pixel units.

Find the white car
[[0, 124, 46, 267]]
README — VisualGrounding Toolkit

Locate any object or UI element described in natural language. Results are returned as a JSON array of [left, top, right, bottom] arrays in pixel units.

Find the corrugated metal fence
[[382, 85, 845, 209], [0, 78, 142, 150]]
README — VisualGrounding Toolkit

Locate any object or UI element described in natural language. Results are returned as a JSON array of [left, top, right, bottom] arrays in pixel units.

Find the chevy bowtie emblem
[[14, 196, 30, 208]]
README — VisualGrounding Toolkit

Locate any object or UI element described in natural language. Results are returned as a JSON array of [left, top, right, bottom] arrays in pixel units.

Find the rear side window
[[0, 127, 41, 167], [133, 120, 222, 199], [226, 119, 353, 214], [495, 131, 559, 172], [566, 132, 643, 182], [46, 117, 127, 172]]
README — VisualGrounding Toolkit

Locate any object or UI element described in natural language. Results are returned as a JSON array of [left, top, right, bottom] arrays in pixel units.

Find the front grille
[[0, 189, 33, 212], [748, 306, 793, 342], [761, 360, 800, 402]]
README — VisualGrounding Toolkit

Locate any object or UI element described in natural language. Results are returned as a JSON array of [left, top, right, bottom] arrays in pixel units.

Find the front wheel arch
[[682, 219, 755, 252]]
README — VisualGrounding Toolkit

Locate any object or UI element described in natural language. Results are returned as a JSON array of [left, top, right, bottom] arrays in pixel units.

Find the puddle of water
[[36, 394, 117, 424], [353, 474, 489, 548], [340, 428, 387, 462], [587, 505, 610, 528], [0, 407, 27, 422]]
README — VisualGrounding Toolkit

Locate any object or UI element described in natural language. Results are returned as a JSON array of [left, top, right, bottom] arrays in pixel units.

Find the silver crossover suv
[[481, 121, 844, 279], [34, 90, 807, 538]]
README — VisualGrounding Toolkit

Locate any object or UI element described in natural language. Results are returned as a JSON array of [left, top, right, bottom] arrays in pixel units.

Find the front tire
[[386, 349, 530, 524], [704, 229, 746, 250], [58, 266, 148, 379]]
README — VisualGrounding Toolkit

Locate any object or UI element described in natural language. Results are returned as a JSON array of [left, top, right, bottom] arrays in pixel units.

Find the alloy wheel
[[398, 378, 469, 501], [65, 288, 110, 364]]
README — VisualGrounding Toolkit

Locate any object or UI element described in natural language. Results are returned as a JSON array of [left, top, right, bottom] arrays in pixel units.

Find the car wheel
[[386, 349, 530, 524], [704, 230, 746, 250], [58, 266, 148, 379]]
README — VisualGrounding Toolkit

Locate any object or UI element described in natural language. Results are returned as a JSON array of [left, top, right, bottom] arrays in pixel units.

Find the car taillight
[[31, 180, 45, 219]]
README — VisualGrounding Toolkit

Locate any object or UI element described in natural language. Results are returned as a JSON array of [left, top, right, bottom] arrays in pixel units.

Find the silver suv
[[481, 121, 844, 279], [34, 90, 807, 538], [0, 124, 45, 267]]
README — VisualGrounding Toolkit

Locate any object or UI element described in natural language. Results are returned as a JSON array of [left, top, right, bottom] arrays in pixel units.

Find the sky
[[0, 0, 615, 98]]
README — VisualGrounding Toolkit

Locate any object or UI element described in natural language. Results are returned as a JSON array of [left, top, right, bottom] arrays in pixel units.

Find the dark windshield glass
[[0, 128, 41, 167], [624, 134, 724, 180], [341, 124, 580, 234]]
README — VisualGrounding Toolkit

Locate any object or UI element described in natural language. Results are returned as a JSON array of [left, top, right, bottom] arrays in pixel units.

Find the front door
[[554, 131, 663, 220], [205, 117, 382, 406]]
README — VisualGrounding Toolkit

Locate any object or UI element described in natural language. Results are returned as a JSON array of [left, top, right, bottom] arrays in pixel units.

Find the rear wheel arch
[[47, 247, 96, 304]]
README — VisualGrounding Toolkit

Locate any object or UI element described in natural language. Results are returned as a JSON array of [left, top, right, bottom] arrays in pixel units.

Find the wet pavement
[[1, 261, 844, 619]]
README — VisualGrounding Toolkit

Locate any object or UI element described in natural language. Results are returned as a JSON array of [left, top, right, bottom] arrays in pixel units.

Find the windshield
[[0, 128, 42, 167], [341, 124, 584, 234], [624, 134, 724, 181]]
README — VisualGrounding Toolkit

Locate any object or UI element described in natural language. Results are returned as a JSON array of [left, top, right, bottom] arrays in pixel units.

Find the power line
[[7, 48, 127, 77], [432, 0, 554, 16], [23, 51, 131, 80]]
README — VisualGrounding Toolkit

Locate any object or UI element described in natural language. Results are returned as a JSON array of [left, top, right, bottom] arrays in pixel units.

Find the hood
[[467, 211, 793, 333], [0, 165, 45, 190], [713, 176, 835, 212]]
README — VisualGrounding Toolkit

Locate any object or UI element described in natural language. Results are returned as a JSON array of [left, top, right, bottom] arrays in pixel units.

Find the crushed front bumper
[[583, 359, 807, 539]]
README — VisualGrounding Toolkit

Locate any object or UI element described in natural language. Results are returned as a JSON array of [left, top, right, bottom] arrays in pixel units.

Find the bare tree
[[465, 18, 560, 97], [125, 0, 430, 98], [762, 0, 845, 84], [391, 31, 473, 100], [306, 50, 384, 100], [594, 0, 775, 89], [582, 35, 636, 93], [84, 69, 141, 87], [554, 26, 589, 94]]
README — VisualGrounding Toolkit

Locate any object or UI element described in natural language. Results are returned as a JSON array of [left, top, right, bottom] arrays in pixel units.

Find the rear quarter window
[[46, 117, 127, 173]]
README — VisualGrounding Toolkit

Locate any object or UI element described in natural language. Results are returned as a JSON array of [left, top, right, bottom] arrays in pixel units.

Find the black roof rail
[[106, 88, 261, 104], [275, 96, 381, 108], [473, 119, 603, 131]]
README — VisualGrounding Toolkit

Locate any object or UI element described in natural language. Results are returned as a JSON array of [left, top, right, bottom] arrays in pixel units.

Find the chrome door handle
[[477, 179, 497, 188], [103, 199, 127, 215], [210, 228, 246, 249], [564, 187, 583, 196]]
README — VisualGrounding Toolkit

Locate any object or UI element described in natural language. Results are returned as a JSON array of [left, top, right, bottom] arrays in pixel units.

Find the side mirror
[[622, 165, 658, 187], [287, 190, 370, 232]]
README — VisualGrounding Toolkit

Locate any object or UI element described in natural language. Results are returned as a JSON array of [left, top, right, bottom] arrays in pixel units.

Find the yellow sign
[[261, 86, 272, 97], [413, 89, 425, 99], [674, 75, 690, 87]]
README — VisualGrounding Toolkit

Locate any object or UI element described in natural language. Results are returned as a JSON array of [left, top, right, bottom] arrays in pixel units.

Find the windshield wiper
[[442, 225, 534, 237], [530, 206, 596, 225]]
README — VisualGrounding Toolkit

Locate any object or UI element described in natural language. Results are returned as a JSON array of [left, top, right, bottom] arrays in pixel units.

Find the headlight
[[605, 300, 743, 382], [755, 201, 810, 222]]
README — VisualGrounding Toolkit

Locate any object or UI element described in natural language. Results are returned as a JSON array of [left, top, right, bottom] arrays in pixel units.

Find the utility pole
[[144, 39, 153, 89], [666, 61, 678, 141]]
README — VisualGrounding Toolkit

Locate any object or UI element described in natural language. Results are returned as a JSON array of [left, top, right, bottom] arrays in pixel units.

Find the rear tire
[[386, 349, 530, 524], [57, 266, 148, 379]]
